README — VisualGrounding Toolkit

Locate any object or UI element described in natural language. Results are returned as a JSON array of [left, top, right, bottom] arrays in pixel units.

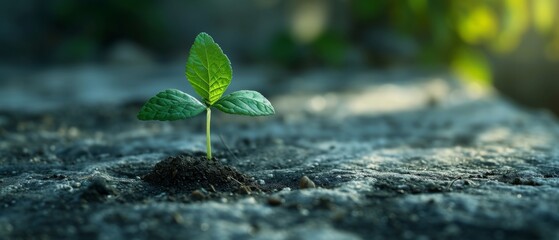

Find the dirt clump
[[143, 154, 258, 193], [80, 177, 118, 202]]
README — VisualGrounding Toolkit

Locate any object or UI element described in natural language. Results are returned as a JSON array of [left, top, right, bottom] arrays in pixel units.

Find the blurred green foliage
[[276, 0, 559, 85], [364, 0, 559, 84]]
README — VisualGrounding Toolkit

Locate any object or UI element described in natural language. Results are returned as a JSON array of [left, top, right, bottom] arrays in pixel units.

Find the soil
[[1, 67, 559, 240], [143, 154, 259, 193]]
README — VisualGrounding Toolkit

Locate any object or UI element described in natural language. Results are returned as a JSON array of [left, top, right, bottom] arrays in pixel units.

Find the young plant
[[137, 32, 275, 160]]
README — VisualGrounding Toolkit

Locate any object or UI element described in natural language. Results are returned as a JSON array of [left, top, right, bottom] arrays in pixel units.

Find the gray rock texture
[[1, 66, 559, 239]]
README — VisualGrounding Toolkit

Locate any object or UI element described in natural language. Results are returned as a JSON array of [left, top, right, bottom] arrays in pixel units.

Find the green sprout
[[137, 32, 275, 160]]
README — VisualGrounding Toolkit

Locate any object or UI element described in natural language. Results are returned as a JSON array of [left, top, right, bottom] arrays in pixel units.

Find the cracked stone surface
[[1, 66, 559, 240]]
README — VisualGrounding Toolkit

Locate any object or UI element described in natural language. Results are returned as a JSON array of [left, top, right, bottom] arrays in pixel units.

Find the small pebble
[[173, 213, 184, 224], [191, 190, 205, 200], [299, 176, 316, 189], [267, 197, 283, 206], [280, 187, 291, 192]]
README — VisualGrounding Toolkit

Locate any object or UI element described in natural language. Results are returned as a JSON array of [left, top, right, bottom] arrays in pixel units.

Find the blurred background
[[1, 0, 558, 115]]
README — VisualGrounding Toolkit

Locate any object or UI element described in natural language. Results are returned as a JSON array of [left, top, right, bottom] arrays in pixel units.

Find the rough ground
[[1, 66, 559, 240]]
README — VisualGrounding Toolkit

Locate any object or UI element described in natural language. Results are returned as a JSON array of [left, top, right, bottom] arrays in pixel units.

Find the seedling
[[137, 32, 275, 160]]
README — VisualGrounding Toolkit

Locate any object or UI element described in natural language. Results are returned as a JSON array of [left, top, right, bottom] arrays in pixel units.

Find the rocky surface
[[1, 66, 559, 239]]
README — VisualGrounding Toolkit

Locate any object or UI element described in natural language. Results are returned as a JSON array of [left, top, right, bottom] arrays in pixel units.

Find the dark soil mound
[[80, 177, 118, 202], [143, 154, 258, 192]]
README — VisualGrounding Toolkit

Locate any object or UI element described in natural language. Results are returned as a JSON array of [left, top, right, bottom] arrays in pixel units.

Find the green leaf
[[213, 90, 275, 116], [185, 32, 232, 105], [138, 89, 206, 121]]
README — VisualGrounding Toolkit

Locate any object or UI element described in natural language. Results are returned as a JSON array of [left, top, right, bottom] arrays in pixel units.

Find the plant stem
[[206, 107, 212, 160]]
